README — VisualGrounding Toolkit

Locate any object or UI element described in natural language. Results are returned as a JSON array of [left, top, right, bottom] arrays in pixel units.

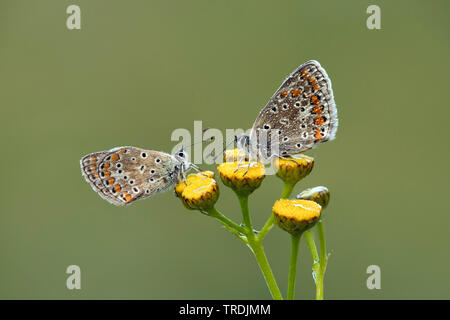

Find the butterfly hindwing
[[80, 151, 120, 204]]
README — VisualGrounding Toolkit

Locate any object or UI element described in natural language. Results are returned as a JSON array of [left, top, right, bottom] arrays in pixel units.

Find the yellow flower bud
[[297, 186, 330, 209], [223, 149, 248, 163], [272, 199, 322, 235], [273, 155, 314, 185], [175, 171, 219, 211], [217, 162, 265, 197]]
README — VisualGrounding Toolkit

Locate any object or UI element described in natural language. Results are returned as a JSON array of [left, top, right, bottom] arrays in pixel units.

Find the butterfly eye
[[178, 152, 185, 158]]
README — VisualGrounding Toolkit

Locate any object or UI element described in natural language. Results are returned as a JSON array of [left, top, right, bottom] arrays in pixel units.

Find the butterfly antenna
[[208, 135, 238, 162]]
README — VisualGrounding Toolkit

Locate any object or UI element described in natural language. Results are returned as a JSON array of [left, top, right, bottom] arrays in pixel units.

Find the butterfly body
[[240, 60, 338, 162], [80, 146, 189, 206]]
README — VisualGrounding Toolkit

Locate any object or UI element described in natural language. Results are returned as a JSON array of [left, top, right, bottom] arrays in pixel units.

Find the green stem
[[238, 195, 252, 232], [236, 193, 282, 299], [287, 233, 301, 300], [315, 220, 327, 300], [258, 181, 295, 241], [304, 230, 319, 263], [248, 238, 283, 300], [207, 207, 247, 235], [281, 181, 296, 199], [258, 214, 274, 240]]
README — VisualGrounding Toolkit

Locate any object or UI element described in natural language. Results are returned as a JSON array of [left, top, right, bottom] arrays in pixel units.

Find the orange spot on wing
[[114, 184, 121, 193], [104, 171, 110, 178], [314, 129, 323, 139], [309, 77, 317, 85], [107, 178, 115, 185], [280, 91, 288, 98], [90, 165, 96, 172], [311, 96, 320, 104], [104, 162, 110, 169], [314, 117, 325, 126], [90, 156, 97, 163], [313, 84, 319, 92], [119, 149, 126, 154], [301, 70, 309, 78], [312, 106, 323, 114], [110, 154, 119, 162], [291, 89, 301, 97], [124, 192, 132, 202]]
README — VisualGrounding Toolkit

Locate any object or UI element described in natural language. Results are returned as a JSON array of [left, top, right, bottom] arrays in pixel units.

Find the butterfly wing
[[80, 151, 121, 205], [81, 147, 182, 206], [250, 60, 338, 158]]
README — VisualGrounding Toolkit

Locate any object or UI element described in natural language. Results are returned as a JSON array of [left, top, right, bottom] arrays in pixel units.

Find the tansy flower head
[[175, 171, 218, 211], [272, 199, 321, 235], [223, 149, 248, 163], [297, 186, 330, 209], [217, 162, 265, 197], [175, 171, 215, 197], [273, 154, 314, 185]]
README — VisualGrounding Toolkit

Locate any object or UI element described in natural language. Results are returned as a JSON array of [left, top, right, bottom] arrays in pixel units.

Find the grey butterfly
[[237, 60, 338, 162], [80, 146, 191, 206]]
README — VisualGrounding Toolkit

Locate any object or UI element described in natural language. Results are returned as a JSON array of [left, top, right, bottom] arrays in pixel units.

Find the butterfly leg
[[234, 156, 245, 173], [190, 163, 201, 172], [180, 164, 188, 185], [242, 152, 258, 177], [209, 135, 238, 163], [242, 162, 252, 176]]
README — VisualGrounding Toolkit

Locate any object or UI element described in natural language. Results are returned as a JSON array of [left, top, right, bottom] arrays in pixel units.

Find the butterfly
[[237, 60, 338, 162], [80, 146, 191, 206]]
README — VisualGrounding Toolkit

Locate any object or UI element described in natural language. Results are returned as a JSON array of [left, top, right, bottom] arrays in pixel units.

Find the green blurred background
[[1, 0, 449, 299]]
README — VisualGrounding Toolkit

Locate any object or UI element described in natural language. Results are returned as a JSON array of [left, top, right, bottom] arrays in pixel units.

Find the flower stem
[[238, 195, 252, 232], [287, 233, 301, 300], [258, 181, 295, 241], [281, 181, 296, 199], [304, 230, 319, 263], [258, 214, 274, 240], [248, 238, 283, 300], [207, 207, 247, 235], [315, 220, 328, 300], [236, 193, 283, 299]]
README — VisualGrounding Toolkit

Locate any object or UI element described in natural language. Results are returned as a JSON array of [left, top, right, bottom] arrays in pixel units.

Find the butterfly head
[[173, 147, 191, 170]]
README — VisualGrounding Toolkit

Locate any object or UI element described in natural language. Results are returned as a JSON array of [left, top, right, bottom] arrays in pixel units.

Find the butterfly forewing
[[81, 147, 182, 206], [250, 60, 338, 159]]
